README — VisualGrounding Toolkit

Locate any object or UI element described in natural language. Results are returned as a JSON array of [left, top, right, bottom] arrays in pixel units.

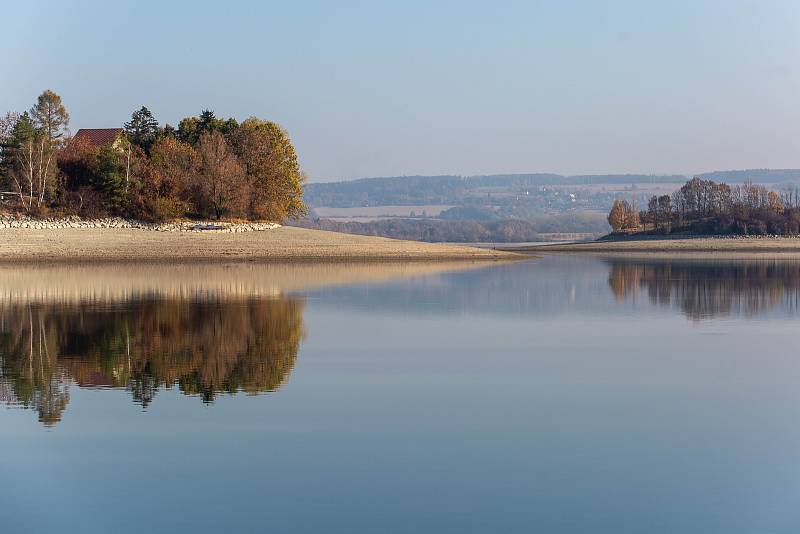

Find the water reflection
[[0, 261, 499, 426], [0, 296, 305, 425], [607, 258, 800, 319]]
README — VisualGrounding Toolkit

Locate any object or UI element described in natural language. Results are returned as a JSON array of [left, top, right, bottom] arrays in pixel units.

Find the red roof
[[73, 128, 124, 147]]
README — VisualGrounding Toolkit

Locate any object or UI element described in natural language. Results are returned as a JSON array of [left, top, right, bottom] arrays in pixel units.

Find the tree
[[607, 199, 640, 232], [608, 199, 626, 231], [124, 106, 160, 152], [657, 195, 672, 232], [131, 136, 198, 220], [623, 200, 640, 229], [177, 117, 199, 145], [161, 124, 177, 139], [231, 117, 307, 221], [30, 90, 69, 142], [0, 111, 22, 181], [193, 131, 247, 219], [768, 191, 784, 214], [647, 196, 658, 227], [57, 136, 100, 190], [95, 145, 127, 212], [7, 113, 58, 213], [197, 109, 225, 137]]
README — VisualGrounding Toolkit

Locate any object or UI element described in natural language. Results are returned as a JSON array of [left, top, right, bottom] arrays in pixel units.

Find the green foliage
[[177, 117, 199, 145], [161, 123, 177, 139], [124, 106, 160, 152], [10, 112, 36, 144], [197, 109, 225, 136], [0, 113, 34, 184], [95, 145, 127, 212]]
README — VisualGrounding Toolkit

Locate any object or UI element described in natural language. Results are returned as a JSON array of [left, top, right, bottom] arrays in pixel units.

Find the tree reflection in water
[[607, 259, 800, 320], [0, 296, 305, 426]]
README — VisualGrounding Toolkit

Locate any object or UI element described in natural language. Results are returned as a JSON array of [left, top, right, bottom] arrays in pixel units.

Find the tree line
[[608, 177, 800, 235], [0, 90, 307, 221]]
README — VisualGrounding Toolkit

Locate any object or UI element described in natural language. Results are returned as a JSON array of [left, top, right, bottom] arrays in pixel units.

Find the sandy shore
[[0, 226, 520, 263], [505, 237, 800, 256]]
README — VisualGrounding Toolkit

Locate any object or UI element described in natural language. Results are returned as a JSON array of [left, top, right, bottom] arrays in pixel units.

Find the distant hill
[[305, 170, 800, 209], [305, 173, 686, 208]]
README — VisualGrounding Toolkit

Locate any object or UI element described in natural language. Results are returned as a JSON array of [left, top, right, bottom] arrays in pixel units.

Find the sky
[[3, 0, 800, 182]]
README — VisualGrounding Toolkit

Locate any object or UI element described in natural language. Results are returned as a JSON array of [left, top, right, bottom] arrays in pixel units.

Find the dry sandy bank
[[505, 237, 800, 257], [0, 226, 521, 263]]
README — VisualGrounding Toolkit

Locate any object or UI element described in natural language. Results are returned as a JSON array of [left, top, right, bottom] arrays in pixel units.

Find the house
[[72, 128, 125, 149]]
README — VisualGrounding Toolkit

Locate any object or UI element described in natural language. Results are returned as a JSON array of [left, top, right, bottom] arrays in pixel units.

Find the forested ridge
[[305, 171, 800, 208]]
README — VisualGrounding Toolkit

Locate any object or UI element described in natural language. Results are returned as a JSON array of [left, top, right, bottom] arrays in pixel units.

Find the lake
[[2, 255, 800, 533]]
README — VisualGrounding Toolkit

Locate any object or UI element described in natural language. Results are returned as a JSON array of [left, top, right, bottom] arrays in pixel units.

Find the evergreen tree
[[0, 113, 32, 182], [197, 109, 226, 137], [95, 145, 127, 212], [124, 106, 160, 152], [161, 124, 177, 139]]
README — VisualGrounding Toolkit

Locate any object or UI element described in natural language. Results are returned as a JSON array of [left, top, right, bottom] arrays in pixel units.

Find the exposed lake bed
[[0, 225, 520, 262]]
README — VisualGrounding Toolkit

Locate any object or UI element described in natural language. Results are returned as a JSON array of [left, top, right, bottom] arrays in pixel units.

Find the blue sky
[[3, 0, 800, 181]]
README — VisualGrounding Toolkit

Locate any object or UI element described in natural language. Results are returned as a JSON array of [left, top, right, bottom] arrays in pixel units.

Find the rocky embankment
[[0, 215, 280, 232]]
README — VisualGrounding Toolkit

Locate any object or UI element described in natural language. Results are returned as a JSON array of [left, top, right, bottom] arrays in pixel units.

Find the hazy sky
[[4, 0, 800, 181]]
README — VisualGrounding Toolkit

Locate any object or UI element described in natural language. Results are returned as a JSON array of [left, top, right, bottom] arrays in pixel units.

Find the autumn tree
[[57, 137, 100, 188], [132, 136, 198, 220], [623, 201, 640, 229], [231, 118, 307, 221], [608, 199, 626, 231], [768, 191, 784, 214], [30, 90, 69, 143], [193, 131, 247, 219]]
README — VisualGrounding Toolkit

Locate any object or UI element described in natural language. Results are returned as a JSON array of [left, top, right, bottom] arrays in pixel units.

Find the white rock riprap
[[0, 215, 281, 232]]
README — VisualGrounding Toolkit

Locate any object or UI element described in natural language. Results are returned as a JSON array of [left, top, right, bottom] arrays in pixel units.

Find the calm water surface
[[2, 256, 800, 533]]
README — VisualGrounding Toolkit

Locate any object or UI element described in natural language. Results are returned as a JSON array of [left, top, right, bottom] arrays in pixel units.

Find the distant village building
[[72, 128, 125, 149]]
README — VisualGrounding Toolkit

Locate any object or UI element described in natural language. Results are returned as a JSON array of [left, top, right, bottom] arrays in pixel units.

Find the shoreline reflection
[[0, 296, 305, 426], [607, 259, 800, 320]]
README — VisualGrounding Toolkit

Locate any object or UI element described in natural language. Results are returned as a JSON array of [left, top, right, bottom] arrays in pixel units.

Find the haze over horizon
[[4, 0, 800, 182]]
